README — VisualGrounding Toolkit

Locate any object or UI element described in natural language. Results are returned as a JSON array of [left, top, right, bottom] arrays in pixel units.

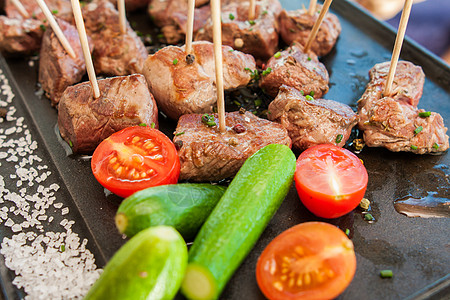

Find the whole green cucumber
[[115, 183, 226, 240], [180, 144, 296, 300], [84, 225, 187, 300]]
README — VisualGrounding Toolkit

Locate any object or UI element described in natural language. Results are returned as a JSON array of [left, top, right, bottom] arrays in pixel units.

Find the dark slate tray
[[0, 0, 449, 299]]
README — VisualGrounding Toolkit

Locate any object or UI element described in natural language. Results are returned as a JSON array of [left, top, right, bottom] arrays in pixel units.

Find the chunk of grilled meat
[[148, 0, 211, 44], [83, 0, 147, 75], [268, 85, 358, 151], [58, 74, 158, 154], [5, 0, 72, 21], [195, 0, 282, 62], [0, 16, 43, 56], [142, 41, 256, 120], [358, 61, 449, 154], [259, 43, 329, 98], [278, 6, 341, 57], [39, 18, 93, 107], [173, 111, 291, 181]]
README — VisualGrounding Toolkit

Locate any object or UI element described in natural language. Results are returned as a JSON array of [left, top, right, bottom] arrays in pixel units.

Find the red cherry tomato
[[295, 144, 368, 218], [256, 222, 357, 300], [91, 126, 180, 198]]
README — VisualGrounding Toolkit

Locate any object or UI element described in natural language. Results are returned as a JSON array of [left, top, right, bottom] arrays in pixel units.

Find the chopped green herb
[[262, 10, 268, 15], [380, 270, 393, 278], [229, 13, 235, 20], [305, 95, 314, 101], [40, 25, 46, 32], [244, 68, 260, 80], [300, 90, 305, 95], [229, 49, 234, 52], [274, 52, 281, 58], [410, 145, 418, 150], [289, 28, 296, 33], [414, 126, 423, 135], [310, 91, 315, 96], [345, 229, 350, 236], [201, 114, 216, 127], [150, 122, 156, 128], [307, 56, 312, 61], [418, 111, 431, 118], [51, 9, 58, 14], [254, 99, 263, 107], [233, 100, 242, 107], [261, 68, 272, 76], [157, 33, 164, 39], [173, 59, 179, 65], [175, 131, 185, 136], [138, 123, 147, 127], [335, 134, 343, 143], [136, 31, 143, 37], [433, 143, 440, 150], [364, 213, 374, 221], [248, 20, 256, 25], [60, 244, 65, 252], [68, 140, 73, 147]]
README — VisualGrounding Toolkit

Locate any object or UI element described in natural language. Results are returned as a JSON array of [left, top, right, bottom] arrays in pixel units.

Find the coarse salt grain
[[0, 65, 101, 299]]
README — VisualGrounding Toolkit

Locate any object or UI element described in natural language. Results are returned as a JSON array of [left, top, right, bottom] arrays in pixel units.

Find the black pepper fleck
[[186, 54, 195, 64], [233, 124, 246, 133], [174, 140, 183, 150]]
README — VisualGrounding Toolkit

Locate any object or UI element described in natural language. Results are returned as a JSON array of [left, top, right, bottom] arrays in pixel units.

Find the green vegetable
[[173, 59, 178, 65], [261, 67, 272, 76], [305, 95, 314, 101], [201, 114, 216, 127], [433, 143, 440, 150], [181, 144, 296, 300], [364, 213, 374, 221], [274, 52, 281, 58], [414, 126, 423, 135], [85, 226, 187, 300], [336, 134, 343, 144], [229, 13, 235, 20], [380, 270, 393, 278], [410, 145, 418, 150], [116, 184, 226, 240], [418, 111, 431, 118]]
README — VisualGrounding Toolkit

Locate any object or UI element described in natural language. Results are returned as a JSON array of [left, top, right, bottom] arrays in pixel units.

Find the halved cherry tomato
[[91, 126, 180, 198], [256, 222, 356, 300], [295, 144, 368, 218]]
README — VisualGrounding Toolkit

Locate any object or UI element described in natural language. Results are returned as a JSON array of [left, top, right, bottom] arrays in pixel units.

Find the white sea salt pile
[[0, 68, 102, 299]]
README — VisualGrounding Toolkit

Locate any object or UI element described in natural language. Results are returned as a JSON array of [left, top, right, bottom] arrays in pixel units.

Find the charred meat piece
[[83, 0, 147, 76], [39, 18, 93, 107], [142, 41, 256, 120], [358, 61, 449, 154], [268, 85, 358, 151], [195, 0, 282, 62], [5, 0, 72, 21], [148, 0, 211, 44], [0, 16, 43, 55], [278, 5, 341, 57], [58, 74, 158, 154], [259, 43, 329, 98], [173, 111, 291, 181]]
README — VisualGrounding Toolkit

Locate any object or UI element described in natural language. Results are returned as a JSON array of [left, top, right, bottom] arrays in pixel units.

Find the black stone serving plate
[[0, 0, 449, 299]]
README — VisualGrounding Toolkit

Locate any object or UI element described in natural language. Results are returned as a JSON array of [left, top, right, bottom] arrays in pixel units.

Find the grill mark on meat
[[358, 61, 449, 154], [278, 6, 341, 57], [38, 18, 93, 107], [260, 43, 329, 98], [83, 0, 147, 76], [268, 85, 358, 150], [173, 111, 291, 181], [57, 74, 158, 154], [142, 41, 256, 120], [195, 0, 282, 62]]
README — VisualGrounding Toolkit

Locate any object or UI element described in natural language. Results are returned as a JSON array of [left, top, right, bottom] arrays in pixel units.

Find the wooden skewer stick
[[304, 0, 333, 53], [36, 0, 76, 59], [211, 0, 226, 133], [185, 0, 195, 54], [10, 0, 29, 19], [70, 0, 100, 99], [249, 0, 256, 20], [384, 0, 413, 96], [118, 0, 127, 34], [308, 0, 317, 16]]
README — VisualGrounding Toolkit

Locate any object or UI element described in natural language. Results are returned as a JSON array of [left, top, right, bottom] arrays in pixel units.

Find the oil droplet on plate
[[394, 192, 450, 218]]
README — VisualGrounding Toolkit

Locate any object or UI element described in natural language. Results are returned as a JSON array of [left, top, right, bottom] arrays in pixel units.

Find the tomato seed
[[304, 273, 311, 285], [296, 277, 302, 286], [288, 277, 295, 287], [280, 275, 287, 281], [281, 268, 288, 274], [132, 136, 140, 144], [116, 166, 123, 174], [273, 281, 283, 291], [109, 157, 117, 164]]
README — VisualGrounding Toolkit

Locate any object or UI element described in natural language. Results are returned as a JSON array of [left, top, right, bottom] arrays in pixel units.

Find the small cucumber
[[115, 183, 226, 240], [84, 225, 187, 300], [180, 144, 296, 300]]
